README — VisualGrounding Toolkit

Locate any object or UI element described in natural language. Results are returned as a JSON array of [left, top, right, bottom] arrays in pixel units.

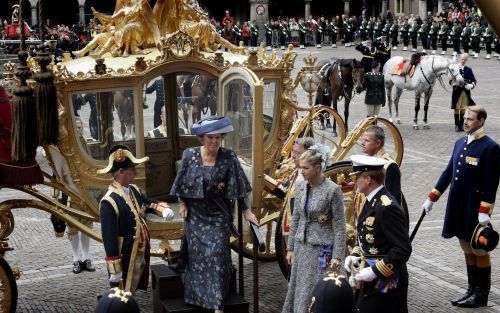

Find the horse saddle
[[388, 60, 416, 77]]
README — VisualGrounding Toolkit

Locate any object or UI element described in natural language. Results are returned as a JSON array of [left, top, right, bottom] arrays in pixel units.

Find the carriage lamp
[[299, 54, 322, 107]]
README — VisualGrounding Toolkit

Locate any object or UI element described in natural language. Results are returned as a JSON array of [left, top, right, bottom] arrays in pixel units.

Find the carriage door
[[218, 68, 264, 228]]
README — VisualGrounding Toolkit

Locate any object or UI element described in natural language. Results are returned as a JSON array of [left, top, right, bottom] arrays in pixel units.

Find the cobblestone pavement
[[2, 45, 500, 313]]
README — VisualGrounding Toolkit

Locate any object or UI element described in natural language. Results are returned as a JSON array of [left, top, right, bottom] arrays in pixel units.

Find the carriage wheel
[[0, 256, 17, 313]]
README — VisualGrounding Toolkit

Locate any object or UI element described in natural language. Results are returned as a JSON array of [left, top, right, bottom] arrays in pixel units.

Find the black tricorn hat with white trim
[[97, 145, 149, 174], [471, 223, 499, 252]]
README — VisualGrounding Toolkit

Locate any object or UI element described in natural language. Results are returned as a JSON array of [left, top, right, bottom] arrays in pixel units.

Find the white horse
[[383, 55, 464, 129]]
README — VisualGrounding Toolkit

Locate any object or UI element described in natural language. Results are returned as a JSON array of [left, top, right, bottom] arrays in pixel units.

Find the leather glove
[[464, 83, 473, 90], [162, 207, 175, 221], [478, 213, 490, 226], [109, 272, 122, 283], [344, 255, 360, 273], [421, 198, 435, 214], [354, 267, 377, 282]]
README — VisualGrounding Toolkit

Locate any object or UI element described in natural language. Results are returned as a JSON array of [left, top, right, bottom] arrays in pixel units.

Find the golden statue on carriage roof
[[0, 0, 407, 311]]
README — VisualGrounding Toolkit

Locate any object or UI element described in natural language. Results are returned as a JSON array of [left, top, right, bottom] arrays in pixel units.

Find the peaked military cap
[[95, 288, 140, 313], [349, 155, 387, 176], [191, 116, 234, 136], [471, 223, 499, 252], [97, 145, 149, 174]]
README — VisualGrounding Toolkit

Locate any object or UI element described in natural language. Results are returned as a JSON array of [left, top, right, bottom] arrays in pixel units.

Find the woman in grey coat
[[282, 147, 346, 313]]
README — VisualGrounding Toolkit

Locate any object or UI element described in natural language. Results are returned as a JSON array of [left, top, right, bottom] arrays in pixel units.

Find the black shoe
[[452, 265, 476, 306], [73, 261, 83, 274], [455, 125, 460, 132], [83, 259, 96, 272], [456, 289, 488, 308]]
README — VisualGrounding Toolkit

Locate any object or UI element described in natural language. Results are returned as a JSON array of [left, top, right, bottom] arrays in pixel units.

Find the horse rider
[[345, 155, 411, 313], [400, 17, 410, 51], [422, 105, 499, 308], [451, 53, 476, 132], [356, 39, 376, 74], [145, 78, 165, 128]]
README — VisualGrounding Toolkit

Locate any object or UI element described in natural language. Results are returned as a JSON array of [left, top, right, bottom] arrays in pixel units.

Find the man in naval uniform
[[98, 145, 175, 293], [345, 155, 412, 313], [422, 105, 500, 308]]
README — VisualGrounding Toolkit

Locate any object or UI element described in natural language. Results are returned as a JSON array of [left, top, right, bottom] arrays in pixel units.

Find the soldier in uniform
[[145, 78, 165, 128], [494, 35, 500, 60], [461, 21, 472, 54], [409, 19, 419, 52], [98, 145, 175, 293], [451, 20, 462, 56], [382, 21, 391, 45], [390, 21, 399, 50], [47, 33, 64, 64], [374, 17, 383, 41], [373, 37, 391, 69], [419, 20, 429, 53], [400, 17, 410, 51], [279, 20, 288, 50], [429, 19, 439, 54], [438, 20, 449, 55], [451, 53, 476, 132], [355, 39, 376, 74], [482, 24, 494, 59], [360, 19, 368, 41], [471, 20, 482, 58], [298, 18, 306, 49], [328, 20, 337, 48], [264, 20, 272, 48], [362, 61, 385, 118], [422, 105, 500, 308], [367, 17, 375, 41], [345, 155, 412, 313], [250, 21, 259, 47]]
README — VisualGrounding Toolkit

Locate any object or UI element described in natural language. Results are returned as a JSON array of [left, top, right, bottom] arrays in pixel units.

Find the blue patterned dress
[[170, 146, 251, 310]]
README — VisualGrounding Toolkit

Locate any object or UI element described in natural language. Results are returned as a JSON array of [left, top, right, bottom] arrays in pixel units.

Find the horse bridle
[[420, 56, 458, 92]]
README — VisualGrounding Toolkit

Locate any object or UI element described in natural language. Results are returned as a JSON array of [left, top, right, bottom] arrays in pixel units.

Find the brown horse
[[177, 74, 217, 132], [113, 90, 135, 140], [315, 58, 364, 136]]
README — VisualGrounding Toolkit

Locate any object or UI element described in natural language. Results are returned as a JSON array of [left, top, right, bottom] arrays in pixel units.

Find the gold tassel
[[11, 49, 37, 162]]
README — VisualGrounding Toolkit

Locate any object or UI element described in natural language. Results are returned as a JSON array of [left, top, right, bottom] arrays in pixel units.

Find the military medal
[[369, 247, 379, 255], [365, 216, 375, 227], [366, 233, 375, 244]]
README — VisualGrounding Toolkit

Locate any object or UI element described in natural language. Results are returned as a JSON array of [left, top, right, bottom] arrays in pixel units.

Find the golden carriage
[[0, 1, 407, 311]]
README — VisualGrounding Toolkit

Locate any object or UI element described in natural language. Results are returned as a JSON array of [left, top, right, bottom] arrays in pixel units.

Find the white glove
[[354, 267, 377, 282], [421, 198, 435, 214], [162, 207, 175, 220], [478, 213, 490, 226], [464, 83, 473, 90], [109, 272, 122, 283], [344, 255, 360, 273]]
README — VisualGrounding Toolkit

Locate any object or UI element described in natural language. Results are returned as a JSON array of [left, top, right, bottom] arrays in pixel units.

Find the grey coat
[[287, 177, 346, 261]]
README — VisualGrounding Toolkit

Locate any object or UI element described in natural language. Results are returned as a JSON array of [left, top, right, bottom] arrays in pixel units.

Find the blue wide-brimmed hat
[[191, 116, 234, 136]]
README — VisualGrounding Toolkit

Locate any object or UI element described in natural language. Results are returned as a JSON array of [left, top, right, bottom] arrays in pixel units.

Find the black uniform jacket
[[363, 72, 386, 106]]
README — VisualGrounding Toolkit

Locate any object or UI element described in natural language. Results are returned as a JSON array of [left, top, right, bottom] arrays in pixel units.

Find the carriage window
[[263, 80, 278, 142], [224, 79, 254, 156], [176, 73, 217, 135], [144, 77, 167, 138], [70, 89, 137, 161]]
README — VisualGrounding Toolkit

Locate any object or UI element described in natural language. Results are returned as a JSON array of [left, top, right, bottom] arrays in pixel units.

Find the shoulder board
[[381, 195, 392, 206]]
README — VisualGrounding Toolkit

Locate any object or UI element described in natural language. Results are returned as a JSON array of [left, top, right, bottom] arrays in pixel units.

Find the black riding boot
[[459, 114, 464, 131], [451, 265, 476, 305], [457, 266, 490, 308], [454, 113, 460, 132]]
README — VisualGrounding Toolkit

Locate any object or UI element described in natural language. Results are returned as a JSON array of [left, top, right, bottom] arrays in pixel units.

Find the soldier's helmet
[[95, 288, 140, 313], [309, 272, 357, 313]]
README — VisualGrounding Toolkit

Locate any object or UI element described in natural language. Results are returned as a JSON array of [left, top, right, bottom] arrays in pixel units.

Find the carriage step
[[158, 293, 249, 313], [151, 264, 184, 301]]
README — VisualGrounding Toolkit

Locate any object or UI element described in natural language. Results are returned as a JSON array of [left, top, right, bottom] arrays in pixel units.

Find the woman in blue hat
[[170, 116, 258, 313]]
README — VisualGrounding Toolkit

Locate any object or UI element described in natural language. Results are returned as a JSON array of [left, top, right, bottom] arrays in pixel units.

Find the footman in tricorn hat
[[344, 155, 411, 313], [422, 105, 500, 308], [98, 145, 175, 293]]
